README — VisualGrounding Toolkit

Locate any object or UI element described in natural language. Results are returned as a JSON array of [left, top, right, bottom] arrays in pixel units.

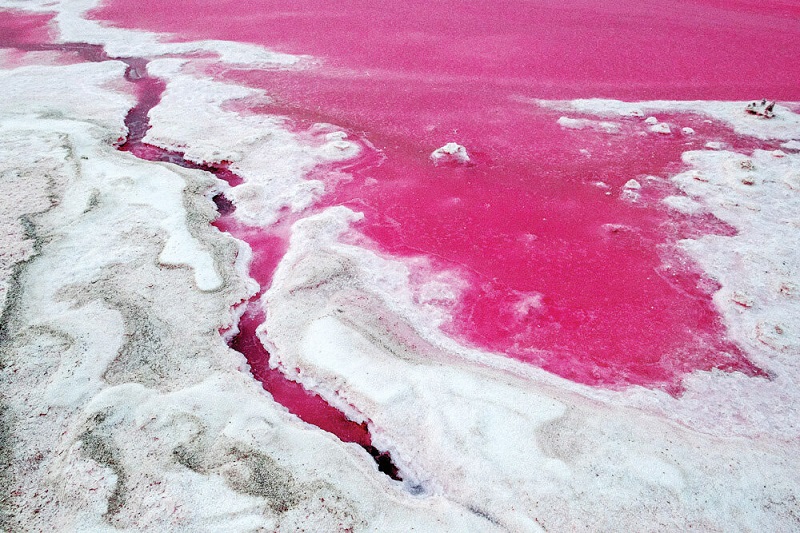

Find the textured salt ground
[[0, 28, 405, 485], [0, 56, 491, 531], [112, 54, 404, 476], [2, 1, 800, 531]]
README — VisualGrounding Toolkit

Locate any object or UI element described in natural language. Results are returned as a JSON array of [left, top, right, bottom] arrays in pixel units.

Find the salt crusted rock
[[430, 142, 470, 165], [650, 122, 671, 134], [745, 99, 776, 118]]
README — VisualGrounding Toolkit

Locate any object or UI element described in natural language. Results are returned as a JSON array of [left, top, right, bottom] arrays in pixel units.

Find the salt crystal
[[430, 142, 470, 165]]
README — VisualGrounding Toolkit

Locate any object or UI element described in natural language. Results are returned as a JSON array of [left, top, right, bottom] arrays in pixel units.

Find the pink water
[[84, 0, 799, 393], [92, 0, 800, 100], [0, 10, 54, 45]]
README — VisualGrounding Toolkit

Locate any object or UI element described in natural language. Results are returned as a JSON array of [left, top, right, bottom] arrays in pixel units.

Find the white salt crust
[[0, 61, 492, 530], [649, 122, 671, 134], [145, 59, 360, 228], [533, 98, 800, 141], [557, 116, 621, 133], [430, 142, 471, 165]]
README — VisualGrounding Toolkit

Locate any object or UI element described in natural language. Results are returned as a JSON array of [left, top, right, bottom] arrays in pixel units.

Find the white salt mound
[[430, 142, 470, 165], [645, 116, 659, 125], [650, 123, 671, 134], [557, 116, 621, 133]]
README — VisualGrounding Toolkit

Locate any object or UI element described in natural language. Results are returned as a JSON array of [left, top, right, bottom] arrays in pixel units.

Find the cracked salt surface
[[2, 0, 800, 531], [0, 41, 486, 533]]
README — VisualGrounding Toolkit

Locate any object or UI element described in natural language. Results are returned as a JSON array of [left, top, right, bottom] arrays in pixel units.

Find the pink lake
[[86, 0, 800, 392]]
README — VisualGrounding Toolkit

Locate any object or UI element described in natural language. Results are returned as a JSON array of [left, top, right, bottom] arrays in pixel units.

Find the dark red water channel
[[0, 17, 402, 480], [84, 0, 790, 394], [116, 58, 403, 481]]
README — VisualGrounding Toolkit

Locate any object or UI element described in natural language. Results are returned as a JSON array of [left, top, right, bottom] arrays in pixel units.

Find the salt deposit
[[557, 116, 621, 133], [429, 142, 470, 165], [782, 139, 800, 151], [534, 98, 800, 141], [650, 122, 671, 134], [144, 59, 360, 228]]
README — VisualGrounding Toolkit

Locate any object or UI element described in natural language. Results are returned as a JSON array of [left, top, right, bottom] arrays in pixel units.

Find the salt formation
[[430, 142, 470, 165], [649, 122, 671, 134], [143, 59, 359, 228], [745, 98, 776, 118], [533, 98, 800, 140], [782, 139, 800, 151], [557, 116, 621, 133]]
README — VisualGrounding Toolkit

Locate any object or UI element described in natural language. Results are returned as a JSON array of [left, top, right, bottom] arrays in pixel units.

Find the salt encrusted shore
[[2, 1, 800, 531], [0, 42, 492, 533]]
